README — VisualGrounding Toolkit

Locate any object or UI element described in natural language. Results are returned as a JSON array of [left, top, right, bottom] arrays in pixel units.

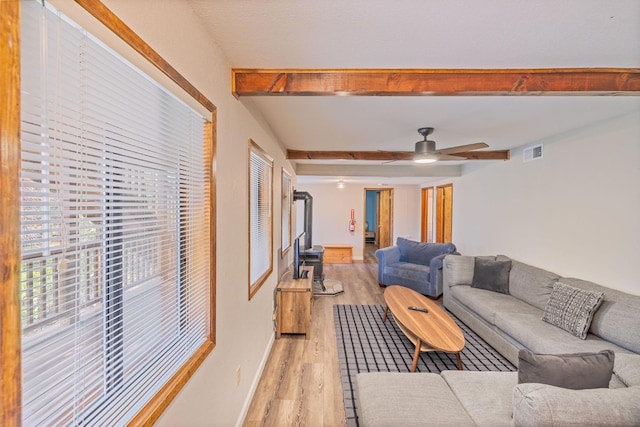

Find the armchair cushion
[[396, 237, 456, 265]]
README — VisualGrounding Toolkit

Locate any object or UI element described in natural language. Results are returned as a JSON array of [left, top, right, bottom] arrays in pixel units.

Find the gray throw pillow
[[542, 281, 604, 339], [470, 258, 511, 294], [518, 349, 614, 390]]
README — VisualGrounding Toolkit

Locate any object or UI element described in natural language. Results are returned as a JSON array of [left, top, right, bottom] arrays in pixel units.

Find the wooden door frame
[[363, 187, 394, 251]]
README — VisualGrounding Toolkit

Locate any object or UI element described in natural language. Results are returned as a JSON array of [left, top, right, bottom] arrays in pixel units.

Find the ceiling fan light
[[414, 157, 437, 164]]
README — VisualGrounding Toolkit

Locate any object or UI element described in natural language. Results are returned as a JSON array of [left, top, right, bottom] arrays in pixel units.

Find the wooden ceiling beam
[[287, 149, 510, 161], [232, 68, 640, 97]]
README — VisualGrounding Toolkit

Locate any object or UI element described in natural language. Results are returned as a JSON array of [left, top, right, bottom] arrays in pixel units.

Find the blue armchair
[[375, 237, 458, 298]]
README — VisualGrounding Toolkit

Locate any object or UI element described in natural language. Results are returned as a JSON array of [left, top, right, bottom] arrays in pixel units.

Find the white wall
[[296, 183, 421, 259], [452, 111, 640, 295], [52, 1, 295, 425]]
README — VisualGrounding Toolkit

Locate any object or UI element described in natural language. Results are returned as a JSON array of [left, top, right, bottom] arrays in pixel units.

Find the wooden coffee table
[[383, 285, 465, 372]]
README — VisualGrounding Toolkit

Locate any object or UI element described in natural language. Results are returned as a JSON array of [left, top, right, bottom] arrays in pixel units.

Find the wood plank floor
[[243, 244, 384, 426]]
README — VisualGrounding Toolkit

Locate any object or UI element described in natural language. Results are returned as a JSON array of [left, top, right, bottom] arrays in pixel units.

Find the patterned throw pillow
[[542, 282, 604, 339]]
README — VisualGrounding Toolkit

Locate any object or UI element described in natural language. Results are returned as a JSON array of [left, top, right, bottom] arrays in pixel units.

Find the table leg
[[411, 340, 421, 372], [382, 305, 389, 322], [456, 352, 463, 370]]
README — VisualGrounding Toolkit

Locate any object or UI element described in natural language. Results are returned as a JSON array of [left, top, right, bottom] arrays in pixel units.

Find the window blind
[[20, 2, 210, 425], [249, 141, 273, 295], [281, 170, 292, 252]]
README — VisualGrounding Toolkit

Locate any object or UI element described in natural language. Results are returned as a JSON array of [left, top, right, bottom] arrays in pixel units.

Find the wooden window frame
[[0, 1, 217, 425]]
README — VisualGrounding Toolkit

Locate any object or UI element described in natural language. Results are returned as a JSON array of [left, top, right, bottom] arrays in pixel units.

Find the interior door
[[377, 189, 393, 248], [436, 184, 453, 243], [420, 187, 434, 242]]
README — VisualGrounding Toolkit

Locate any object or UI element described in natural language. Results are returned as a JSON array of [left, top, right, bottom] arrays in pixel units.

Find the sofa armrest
[[375, 246, 401, 285], [430, 251, 459, 272], [442, 255, 474, 307], [512, 383, 640, 427], [429, 252, 459, 297]]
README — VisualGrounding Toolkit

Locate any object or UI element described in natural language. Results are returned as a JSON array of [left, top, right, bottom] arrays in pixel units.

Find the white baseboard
[[235, 333, 275, 427]]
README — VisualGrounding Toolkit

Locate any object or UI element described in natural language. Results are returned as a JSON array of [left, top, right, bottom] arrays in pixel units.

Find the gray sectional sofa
[[356, 255, 640, 426], [443, 255, 640, 364]]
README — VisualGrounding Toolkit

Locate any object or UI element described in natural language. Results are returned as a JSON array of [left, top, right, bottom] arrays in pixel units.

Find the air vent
[[523, 144, 543, 162]]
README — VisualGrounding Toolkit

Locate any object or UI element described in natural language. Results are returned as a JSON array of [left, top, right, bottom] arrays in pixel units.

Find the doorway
[[364, 188, 393, 259]]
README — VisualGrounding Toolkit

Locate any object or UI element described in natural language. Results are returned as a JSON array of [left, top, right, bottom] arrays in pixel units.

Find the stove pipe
[[293, 190, 313, 249]]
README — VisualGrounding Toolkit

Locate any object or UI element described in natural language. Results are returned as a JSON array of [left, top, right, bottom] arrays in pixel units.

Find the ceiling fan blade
[[436, 142, 489, 155]]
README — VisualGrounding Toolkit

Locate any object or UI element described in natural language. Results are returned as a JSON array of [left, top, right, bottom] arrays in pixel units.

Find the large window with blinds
[[19, 2, 213, 425], [248, 140, 273, 299]]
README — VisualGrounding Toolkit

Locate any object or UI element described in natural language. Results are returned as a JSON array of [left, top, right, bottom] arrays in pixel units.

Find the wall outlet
[[236, 366, 241, 386]]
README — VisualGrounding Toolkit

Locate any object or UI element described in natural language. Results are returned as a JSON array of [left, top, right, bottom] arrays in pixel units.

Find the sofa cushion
[[442, 371, 517, 427], [518, 349, 614, 390], [494, 312, 631, 356], [450, 285, 541, 325], [614, 354, 640, 387], [443, 255, 475, 286], [508, 260, 560, 310], [561, 277, 640, 354], [396, 237, 455, 266], [542, 282, 604, 339], [384, 262, 430, 282], [512, 383, 640, 427], [471, 258, 512, 294], [355, 372, 475, 427]]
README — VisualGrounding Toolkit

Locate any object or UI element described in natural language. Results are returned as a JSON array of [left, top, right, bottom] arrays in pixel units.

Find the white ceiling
[[187, 0, 640, 185]]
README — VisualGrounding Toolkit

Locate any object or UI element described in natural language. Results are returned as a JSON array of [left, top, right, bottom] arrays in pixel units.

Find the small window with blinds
[[19, 2, 212, 425], [248, 140, 274, 299]]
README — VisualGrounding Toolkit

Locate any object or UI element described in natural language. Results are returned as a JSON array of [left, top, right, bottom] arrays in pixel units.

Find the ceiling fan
[[387, 127, 489, 164], [285, 128, 508, 162]]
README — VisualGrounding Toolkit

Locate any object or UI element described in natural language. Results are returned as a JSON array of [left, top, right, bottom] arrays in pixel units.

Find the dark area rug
[[334, 304, 516, 427]]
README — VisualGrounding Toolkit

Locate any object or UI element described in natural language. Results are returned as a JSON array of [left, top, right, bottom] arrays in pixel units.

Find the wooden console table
[[323, 244, 353, 264], [276, 266, 313, 338]]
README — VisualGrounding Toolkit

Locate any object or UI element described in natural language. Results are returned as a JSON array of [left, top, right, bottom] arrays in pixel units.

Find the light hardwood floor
[[243, 244, 384, 426]]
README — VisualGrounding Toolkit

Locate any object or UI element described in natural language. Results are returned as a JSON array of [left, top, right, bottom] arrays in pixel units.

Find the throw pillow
[[443, 255, 475, 286], [541, 281, 604, 339], [470, 258, 511, 294], [518, 349, 614, 390]]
